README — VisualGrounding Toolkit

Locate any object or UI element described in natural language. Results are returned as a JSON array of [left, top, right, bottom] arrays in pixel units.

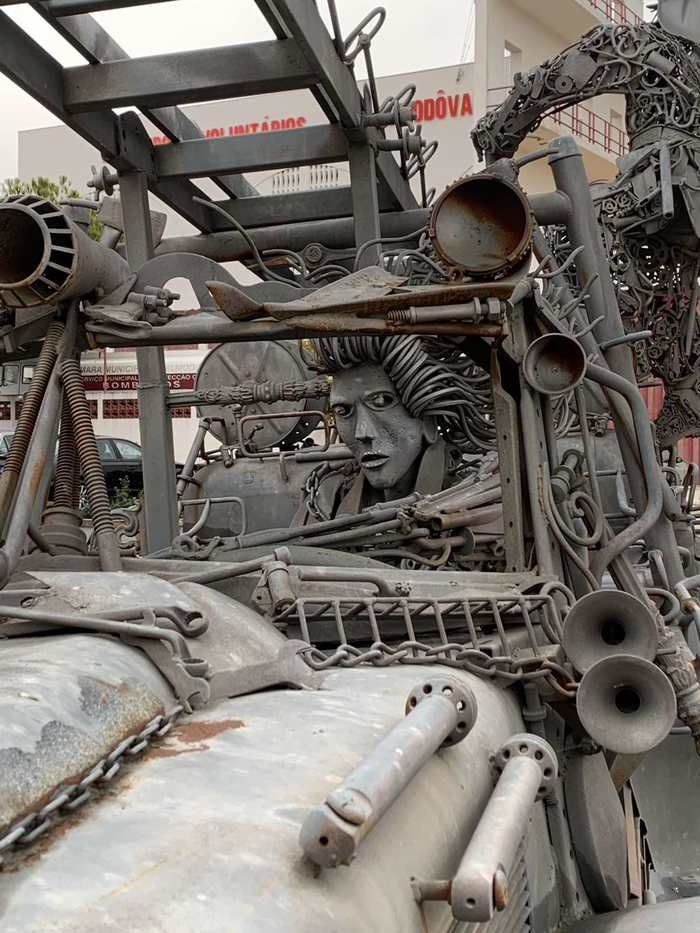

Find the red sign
[[149, 92, 473, 146], [151, 116, 308, 146], [82, 372, 196, 391]]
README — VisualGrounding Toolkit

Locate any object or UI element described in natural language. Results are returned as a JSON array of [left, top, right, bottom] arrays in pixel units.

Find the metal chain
[[0, 705, 184, 864], [300, 641, 577, 699]]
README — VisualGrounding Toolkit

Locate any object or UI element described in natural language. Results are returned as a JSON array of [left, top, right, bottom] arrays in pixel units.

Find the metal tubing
[[0, 310, 78, 587], [586, 364, 663, 579], [451, 734, 557, 922], [299, 677, 477, 868], [176, 419, 209, 498], [154, 209, 429, 262], [168, 554, 276, 585], [548, 136, 683, 583], [90, 315, 502, 348], [62, 357, 122, 572], [531, 226, 680, 526], [0, 320, 63, 523], [53, 396, 79, 509]]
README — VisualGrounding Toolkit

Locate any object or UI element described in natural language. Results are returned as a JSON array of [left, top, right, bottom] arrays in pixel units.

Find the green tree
[[1, 175, 104, 241]]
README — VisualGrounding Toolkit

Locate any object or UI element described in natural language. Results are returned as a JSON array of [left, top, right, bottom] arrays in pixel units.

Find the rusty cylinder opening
[[430, 175, 532, 277], [0, 208, 47, 287]]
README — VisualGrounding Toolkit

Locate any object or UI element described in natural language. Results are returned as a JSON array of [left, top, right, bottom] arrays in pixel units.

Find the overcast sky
[[0, 0, 474, 186]]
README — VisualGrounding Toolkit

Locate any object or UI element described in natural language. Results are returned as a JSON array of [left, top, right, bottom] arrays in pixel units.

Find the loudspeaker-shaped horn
[[522, 333, 586, 396], [576, 655, 676, 755], [563, 590, 658, 674]]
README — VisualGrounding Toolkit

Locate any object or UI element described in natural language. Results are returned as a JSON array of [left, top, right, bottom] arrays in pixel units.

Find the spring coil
[[61, 357, 114, 538], [53, 397, 79, 510], [3, 321, 64, 478]]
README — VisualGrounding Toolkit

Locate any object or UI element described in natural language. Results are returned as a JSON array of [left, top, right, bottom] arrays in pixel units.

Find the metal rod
[[299, 677, 477, 868]]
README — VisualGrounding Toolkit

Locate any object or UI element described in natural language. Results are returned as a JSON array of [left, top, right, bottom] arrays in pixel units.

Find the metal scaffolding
[[0, 0, 423, 549]]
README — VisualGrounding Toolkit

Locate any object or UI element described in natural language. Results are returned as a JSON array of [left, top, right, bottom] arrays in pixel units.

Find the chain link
[[0, 705, 183, 864], [300, 641, 577, 698]]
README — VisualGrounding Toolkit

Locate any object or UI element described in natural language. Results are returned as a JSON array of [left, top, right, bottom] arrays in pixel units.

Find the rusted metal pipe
[[0, 320, 63, 524], [61, 357, 122, 572]]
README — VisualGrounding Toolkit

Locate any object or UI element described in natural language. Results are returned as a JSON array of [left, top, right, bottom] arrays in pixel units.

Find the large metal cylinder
[[0, 195, 131, 308]]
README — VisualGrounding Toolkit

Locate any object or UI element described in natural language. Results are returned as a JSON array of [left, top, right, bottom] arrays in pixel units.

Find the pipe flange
[[405, 677, 478, 748], [428, 173, 533, 280], [493, 733, 558, 799]]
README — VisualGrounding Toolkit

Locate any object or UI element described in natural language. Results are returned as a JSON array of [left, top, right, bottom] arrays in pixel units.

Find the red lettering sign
[[413, 92, 472, 123], [151, 115, 308, 146], [81, 373, 196, 391]]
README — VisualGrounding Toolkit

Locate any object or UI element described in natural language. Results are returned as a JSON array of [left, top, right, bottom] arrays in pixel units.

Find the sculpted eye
[[367, 391, 396, 410], [332, 403, 353, 418]]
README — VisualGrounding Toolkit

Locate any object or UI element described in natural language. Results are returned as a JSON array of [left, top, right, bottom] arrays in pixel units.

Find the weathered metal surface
[[567, 897, 700, 931], [564, 752, 628, 912], [0, 666, 551, 933], [195, 340, 321, 448], [0, 634, 174, 837], [0, 195, 132, 308], [300, 675, 478, 868], [429, 173, 533, 278]]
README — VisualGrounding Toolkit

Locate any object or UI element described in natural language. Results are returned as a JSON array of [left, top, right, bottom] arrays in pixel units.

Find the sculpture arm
[[472, 25, 641, 162]]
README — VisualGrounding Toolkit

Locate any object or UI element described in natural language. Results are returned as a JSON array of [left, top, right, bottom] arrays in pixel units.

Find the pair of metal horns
[[564, 591, 676, 755]]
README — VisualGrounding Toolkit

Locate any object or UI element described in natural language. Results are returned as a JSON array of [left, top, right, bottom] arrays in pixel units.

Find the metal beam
[[45, 0, 175, 13], [0, 11, 216, 230], [210, 187, 397, 230], [119, 170, 179, 553], [30, 2, 257, 200], [254, 0, 418, 211], [348, 141, 381, 266], [154, 208, 429, 261], [154, 125, 348, 180], [63, 40, 316, 112]]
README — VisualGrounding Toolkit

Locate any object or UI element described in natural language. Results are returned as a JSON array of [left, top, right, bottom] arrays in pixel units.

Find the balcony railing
[[549, 103, 627, 158], [585, 0, 642, 27], [269, 164, 347, 195]]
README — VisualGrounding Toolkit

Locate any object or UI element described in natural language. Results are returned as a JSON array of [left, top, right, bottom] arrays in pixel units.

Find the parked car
[[96, 436, 145, 496], [0, 433, 145, 495]]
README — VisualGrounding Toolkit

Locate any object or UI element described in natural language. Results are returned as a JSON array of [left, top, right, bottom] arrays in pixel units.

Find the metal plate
[[195, 340, 322, 448], [564, 752, 628, 912]]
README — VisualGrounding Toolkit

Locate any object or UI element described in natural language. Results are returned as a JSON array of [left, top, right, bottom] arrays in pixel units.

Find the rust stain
[[174, 718, 245, 743], [140, 718, 245, 761], [144, 743, 208, 760]]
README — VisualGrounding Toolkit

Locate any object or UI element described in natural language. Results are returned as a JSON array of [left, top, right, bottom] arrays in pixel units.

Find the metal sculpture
[[472, 2, 700, 445], [1, 2, 700, 931]]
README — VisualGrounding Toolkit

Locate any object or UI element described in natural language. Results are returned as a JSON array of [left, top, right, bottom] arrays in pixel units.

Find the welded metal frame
[[0, 0, 419, 549]]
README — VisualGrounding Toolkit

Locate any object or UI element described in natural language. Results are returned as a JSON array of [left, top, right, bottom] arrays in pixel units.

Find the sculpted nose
[[354, 405, 375, 443]]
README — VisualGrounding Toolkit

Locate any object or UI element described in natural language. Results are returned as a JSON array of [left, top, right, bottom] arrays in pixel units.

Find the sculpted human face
[[330, 364, 425, 493]]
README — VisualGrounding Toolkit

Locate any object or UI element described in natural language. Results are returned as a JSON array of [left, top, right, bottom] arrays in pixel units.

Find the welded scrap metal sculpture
[[1, 8, 700, 933], [472, 0, 700, 446], [1, 144, 700, 931]]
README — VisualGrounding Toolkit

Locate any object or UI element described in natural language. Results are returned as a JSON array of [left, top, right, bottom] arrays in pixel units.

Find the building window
[[103, 398, 140, 419], [15, 399, 22, 418], [171, 406, 192, 418], [0, 402, 11, 420], [88, 399, 98, 418]]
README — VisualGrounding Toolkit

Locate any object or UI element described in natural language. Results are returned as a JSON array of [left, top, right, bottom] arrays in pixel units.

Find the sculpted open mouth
[[360, 452, 389, 470]]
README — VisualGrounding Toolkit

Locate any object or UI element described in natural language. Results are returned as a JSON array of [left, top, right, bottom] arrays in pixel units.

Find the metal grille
[[278, 593, 563, 645], [274, 593, 570, 689]]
